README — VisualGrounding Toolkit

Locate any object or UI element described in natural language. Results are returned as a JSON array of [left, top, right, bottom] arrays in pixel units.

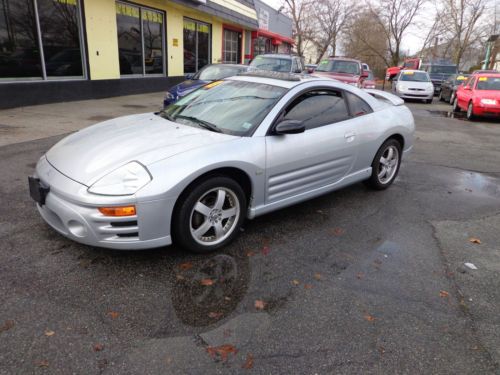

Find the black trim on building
[[169, 0, 258, 29], [0, 77, 184, 109]]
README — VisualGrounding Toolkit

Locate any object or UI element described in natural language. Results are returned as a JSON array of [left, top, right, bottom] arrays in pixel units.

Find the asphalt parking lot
[[0, 95, 499, 374]]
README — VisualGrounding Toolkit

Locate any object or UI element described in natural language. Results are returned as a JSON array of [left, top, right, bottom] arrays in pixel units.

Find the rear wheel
[[438, 91, 443, 101], [452, 98, 460, 112], [365, 139, 402, 190], [449, 91, 455, 104], [172, 176, 246, 253], [466, 102, 476, 121]]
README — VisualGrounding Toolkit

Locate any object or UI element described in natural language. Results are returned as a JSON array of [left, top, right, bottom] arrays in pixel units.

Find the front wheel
[[466, 102, 476, 121], [425, 98, 432, 104], [365, 139, 402, 190], [452, 98, 460, 113], [172, 176, 246, 253], [449, 91, 455, 104]]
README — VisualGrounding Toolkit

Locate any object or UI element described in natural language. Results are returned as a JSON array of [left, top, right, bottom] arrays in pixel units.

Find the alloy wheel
[[377, 145, 399, 184], [189, 187, 240, 246]]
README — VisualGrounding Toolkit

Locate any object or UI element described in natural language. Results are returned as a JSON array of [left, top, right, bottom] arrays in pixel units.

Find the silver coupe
[[29, 72, 415, 253]]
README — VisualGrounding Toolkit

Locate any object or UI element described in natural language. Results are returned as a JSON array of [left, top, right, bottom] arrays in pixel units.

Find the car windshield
[[455, 75, 469, 84], [315, 60, 360, 75], [249, 56, 292, 72], [476, 77, 500, 90], [426, 65, 457, 74], [159, 80, 286, 136], [400, 72, 430, 82], [195, 65, 246, 81]]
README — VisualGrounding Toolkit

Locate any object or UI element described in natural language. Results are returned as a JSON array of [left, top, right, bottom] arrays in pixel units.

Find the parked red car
[[453, 73, 500, 120], [313, 57, 368, 88], [362, 71, 376, 89]]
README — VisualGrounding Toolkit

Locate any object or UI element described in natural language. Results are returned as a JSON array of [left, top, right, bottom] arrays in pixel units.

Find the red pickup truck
[[312, 57, 369, 88]]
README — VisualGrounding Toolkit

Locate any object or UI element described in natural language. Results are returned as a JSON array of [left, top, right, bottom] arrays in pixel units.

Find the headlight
[[88, 162, 152, 196], [365, 84, 376, 89], [480, 99, 496, 105], [397, 84, 407, 91], [164, 92, 175, 101]]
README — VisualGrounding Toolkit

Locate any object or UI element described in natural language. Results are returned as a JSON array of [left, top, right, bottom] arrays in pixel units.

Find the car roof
[[400, 69, 428, 73], [254, 54, 295, 60], [206, 63, 247, 68], [322, 57, 361, 63], [471, 72, 500, 78]]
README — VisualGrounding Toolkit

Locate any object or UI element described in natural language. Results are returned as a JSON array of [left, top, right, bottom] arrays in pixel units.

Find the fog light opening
[[67, 220, 87, 238]]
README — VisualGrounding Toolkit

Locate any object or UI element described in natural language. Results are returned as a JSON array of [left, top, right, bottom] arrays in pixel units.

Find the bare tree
[[283, 0, 314, 57], [309, 0, 356, 63], [369, 0, 427, 66], [437, 0, 487, 67]]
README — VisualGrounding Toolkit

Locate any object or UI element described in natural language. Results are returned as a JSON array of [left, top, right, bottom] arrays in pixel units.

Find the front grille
[[408, 88, 425, 91]]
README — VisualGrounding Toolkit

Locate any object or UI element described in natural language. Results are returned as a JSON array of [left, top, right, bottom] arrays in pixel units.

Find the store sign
[[258, 8, 269, 30]]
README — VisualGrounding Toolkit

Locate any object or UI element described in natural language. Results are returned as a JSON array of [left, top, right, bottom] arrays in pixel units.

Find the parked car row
[[165, 54, 379, 108]]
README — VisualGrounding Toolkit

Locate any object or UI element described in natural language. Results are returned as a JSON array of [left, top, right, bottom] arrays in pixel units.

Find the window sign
[[258, 9, 269, 30], [183, 18, 211, 73]]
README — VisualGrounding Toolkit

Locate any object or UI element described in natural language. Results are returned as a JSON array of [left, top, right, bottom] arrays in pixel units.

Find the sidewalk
[[0, 92, 164, 147]]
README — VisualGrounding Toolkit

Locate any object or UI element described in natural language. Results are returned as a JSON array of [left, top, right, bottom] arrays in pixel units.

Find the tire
[[466, 102, 476, 121], [452, 98, 460, 112], [438, 91, 443, 101], [365, 139, 402, 190], [172, 176, 247, 253], [449, 91, 455, 104], [425, 98, 432, 104]]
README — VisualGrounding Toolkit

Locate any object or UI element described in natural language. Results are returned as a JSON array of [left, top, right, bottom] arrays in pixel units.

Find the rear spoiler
[[364, 89, 404, 106]]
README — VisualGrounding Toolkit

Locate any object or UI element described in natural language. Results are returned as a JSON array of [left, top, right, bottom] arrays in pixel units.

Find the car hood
[[170, 79, 210, 97], [46, 113, 234, 186], [312, 71, 359, 83], [398, 81, 432, 89]]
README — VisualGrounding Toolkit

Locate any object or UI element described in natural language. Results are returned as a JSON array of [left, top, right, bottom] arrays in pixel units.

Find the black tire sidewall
[[453, 98, 460, 112], [172, 176, 247, 253], [467, 102, 475, 120], [366, 139, 402, 190]]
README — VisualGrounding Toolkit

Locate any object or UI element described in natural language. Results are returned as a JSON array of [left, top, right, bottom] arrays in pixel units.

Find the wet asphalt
[[0, 99, 499, 374]]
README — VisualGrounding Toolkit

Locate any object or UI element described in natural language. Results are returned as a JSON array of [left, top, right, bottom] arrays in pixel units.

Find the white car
[[392, 70, 434, 103], [30, 72, 415, 253]]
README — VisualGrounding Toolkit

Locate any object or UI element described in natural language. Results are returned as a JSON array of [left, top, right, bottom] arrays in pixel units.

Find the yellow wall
[[84, 0, 120, 80], [84, 0, 253, 80]]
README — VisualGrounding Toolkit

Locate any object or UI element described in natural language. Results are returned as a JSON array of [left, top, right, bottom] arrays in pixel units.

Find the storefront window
[[183, 18, 211, 74], [116, 2, 165, 76], [252, 36, 276, 58], [38, 0, 84, 77], [0, 0, 85, 81], [223, 29, 241, 64]]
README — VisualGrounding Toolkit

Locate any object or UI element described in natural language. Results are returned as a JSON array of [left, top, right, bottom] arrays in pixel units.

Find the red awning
[[254, 29, 294, 45]]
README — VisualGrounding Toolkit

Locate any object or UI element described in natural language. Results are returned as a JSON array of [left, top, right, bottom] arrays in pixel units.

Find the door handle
[[344, 132, 356, 142]]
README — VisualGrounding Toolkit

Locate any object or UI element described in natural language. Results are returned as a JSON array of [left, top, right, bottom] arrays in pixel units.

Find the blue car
[[163, 64, 248, 107]]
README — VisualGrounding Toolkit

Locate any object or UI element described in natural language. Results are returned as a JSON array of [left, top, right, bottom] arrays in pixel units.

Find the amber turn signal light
[[98, 206, 136, 217]]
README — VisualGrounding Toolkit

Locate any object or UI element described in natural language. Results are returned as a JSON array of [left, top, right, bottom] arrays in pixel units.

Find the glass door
[[183, 18, 211, 74]]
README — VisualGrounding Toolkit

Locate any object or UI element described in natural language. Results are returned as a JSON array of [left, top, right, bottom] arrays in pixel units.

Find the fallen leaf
[[36, 360, 49, 368], [439, 290, 450, 298], [108, 311, 119, 319], [224, 296, 231, 301], [93, 343, 104, 352], [208, 312, 223, 319], [246, 251, 255, 257], [200, 279, 215, 286], [304, 284, 313, 289], [364, 314, 376, 322], [206, 344, 238, 361], [356, 272, 364, 280], [178, 262, 193, 271], [176, 274, 185, 281], [242, 354, 254, 369], [378, 346, 386, 355], [44, 330, 55, 337], [314, 273, 322, 280], [0, 320, 15, 333], [469, 237, 481, 244], [292, 279, 300, 286], [254, 300, 266, 310], [330, 227, 345, 236], [261, 246, 270, 256]]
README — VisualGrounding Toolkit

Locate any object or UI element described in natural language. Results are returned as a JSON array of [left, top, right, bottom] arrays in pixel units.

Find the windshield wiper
[[175, 115, 223, 133]]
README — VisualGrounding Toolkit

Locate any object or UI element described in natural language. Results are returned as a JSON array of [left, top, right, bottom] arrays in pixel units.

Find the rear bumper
[[34, 157, 174, 250]]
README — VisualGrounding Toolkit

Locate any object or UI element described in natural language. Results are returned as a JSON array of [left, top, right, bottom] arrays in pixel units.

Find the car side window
[[468, 77, 476, 88], [282, 90, 350, 130], [345, 92, 373, 117]]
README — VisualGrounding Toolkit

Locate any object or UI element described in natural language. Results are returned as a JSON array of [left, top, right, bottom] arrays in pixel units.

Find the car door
[[459, 77, 475, 109], [264, 89, 359, 204]]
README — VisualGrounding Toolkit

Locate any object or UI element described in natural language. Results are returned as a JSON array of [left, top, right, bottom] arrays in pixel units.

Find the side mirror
[[185, 73, 195, 80], [274, 119, 305, 135], [307, 68, 314, 74], [361, 70, 369, 78]]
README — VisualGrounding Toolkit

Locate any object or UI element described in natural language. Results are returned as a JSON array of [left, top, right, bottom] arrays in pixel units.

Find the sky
[[259, 0, 498, 56]]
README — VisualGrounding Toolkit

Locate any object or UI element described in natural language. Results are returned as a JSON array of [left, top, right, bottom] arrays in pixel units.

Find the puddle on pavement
[[455, 171, 500, 198], [87, 115, 113, 122], [426, 110, 467, 120], [122, 104, 148, 109]]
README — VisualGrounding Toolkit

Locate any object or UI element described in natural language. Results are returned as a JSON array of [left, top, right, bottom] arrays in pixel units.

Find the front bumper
[[473, 105, 500, 117], [395, 89, 433, 100], [33, 157, 174, 250]]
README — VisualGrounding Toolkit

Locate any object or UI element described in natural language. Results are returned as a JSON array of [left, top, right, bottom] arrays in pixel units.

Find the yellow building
[[0, 0, 259, 108]]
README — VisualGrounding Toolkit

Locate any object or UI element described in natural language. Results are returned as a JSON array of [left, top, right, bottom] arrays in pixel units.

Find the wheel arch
[[384, 133, 405, 150]]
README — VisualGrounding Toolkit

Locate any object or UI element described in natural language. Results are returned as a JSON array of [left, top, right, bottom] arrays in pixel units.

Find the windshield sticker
[[204, 81, 223, 89], [478, 77, 488, 81], [242, 122, 252, 129], [403, 71, 414, 75], [319, 60, 328, 65], [457, 76, 466, 80]]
